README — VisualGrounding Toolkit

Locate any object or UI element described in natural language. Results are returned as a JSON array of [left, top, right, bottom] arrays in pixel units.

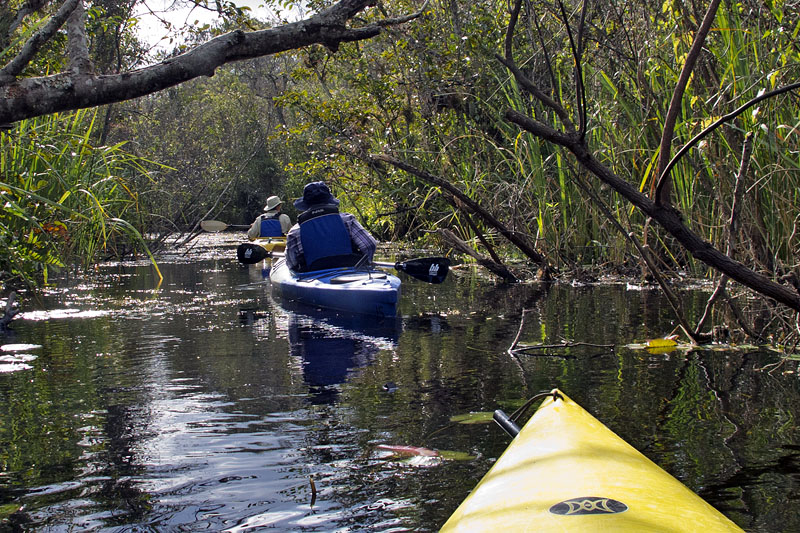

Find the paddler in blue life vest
[[247, 195, 292, 241], [285, 181, 378, 272]]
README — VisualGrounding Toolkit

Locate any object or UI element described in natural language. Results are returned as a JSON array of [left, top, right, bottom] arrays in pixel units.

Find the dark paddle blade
[[393, 257, 450, 284], [237, 242, 270, 264]]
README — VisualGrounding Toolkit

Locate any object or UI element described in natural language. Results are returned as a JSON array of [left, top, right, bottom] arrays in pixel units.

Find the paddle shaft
[[235, 243, 449, 283], [259, 252, 424, 271], [201, 220, 250, 232]]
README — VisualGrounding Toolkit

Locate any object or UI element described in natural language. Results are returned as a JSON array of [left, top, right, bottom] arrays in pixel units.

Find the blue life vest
[[297, 205, 361, 271], [259, 216, 283, 237]]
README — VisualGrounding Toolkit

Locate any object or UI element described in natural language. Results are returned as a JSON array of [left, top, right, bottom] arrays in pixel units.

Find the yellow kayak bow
[[441, 389, 744, 532]]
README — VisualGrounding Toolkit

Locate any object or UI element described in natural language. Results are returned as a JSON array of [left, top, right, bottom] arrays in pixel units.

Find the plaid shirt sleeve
[[340, 212, 378, 260], [285, 223, 303, 270]]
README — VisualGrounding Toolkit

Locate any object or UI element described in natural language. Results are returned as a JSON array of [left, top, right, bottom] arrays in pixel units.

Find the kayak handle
[[493, 410, 521, 438], [496, 390, 565, 438]]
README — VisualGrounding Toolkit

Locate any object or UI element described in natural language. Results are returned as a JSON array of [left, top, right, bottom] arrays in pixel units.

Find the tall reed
[[0, 110, 162, 291]]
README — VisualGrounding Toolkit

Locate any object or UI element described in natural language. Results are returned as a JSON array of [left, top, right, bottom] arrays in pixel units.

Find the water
[[0, 233, 798, 532]]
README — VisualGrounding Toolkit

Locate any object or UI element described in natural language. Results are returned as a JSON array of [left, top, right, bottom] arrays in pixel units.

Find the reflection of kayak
[[441, 389, 744, 532], [278, 297, 402, 337], [287, 310, 398, 404], [269, 257, 401, 317]]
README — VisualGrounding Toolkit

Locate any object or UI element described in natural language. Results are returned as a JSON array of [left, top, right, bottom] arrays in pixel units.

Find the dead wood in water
[[0, 292, 19, 329], [438, 228, 518, 283]]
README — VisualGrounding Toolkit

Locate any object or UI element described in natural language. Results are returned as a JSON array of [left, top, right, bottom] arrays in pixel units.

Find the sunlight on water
[[1, 343, 42, 351], [0, 344, 40, 372], [0, 361, 33, 372], [20, 309, 110, 320]]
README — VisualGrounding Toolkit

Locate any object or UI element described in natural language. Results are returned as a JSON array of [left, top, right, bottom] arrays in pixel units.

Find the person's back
[[285, 182, 377, 272], [248, 195, 291, 241]]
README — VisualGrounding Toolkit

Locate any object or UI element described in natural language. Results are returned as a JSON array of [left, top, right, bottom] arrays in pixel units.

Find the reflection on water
[[288, 312, 399, 404], [0, 233, 798, 532], [240, 296, 400, 404]]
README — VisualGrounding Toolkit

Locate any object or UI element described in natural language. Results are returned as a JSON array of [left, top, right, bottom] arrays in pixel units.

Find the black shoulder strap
[[298, 204, 340, 224]]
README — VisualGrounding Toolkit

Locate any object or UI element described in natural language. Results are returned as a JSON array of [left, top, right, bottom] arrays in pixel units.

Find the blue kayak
[[269, 257, 402, 317]]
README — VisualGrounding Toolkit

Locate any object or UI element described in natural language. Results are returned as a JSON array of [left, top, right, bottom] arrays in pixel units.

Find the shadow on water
[[0, 233, 799, 532]]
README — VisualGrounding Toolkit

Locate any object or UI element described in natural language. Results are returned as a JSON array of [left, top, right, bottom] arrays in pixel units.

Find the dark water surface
[[1, 233, 798, 532]]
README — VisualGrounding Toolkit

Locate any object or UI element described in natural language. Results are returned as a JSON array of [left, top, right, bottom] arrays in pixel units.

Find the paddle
[[237, 242, 270, 264], [235, 243, 450, 283], [201, 220, 250, 232], [374, 257, 450, 284]]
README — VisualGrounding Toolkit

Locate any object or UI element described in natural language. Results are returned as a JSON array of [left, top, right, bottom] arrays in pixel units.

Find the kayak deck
[[269, 258, 401, 317], [254, 237, 286, 253], [441, 389, 744, 532]]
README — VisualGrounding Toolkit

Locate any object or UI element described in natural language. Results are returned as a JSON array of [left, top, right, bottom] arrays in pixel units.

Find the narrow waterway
[[0, 233, 798, 531]]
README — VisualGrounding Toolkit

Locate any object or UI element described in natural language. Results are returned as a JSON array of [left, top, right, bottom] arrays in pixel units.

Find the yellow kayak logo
[[549, 497, 628, 515]]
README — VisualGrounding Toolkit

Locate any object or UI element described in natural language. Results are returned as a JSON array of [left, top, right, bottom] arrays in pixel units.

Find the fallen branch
[[438, 228, 518, 282], [500, 1, 800, 314], [372, 153, 550, 268], [0, 0, 423, 125]]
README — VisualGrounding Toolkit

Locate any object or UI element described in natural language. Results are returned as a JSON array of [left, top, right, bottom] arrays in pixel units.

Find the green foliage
[[0, 110, 161, 292], [112, 52, 296, 232], [266, 0, 800, 276], [80, 0, 798, 286]]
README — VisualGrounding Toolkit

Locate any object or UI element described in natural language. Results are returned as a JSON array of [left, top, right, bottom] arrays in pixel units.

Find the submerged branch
[[510, 341, 615, 357]]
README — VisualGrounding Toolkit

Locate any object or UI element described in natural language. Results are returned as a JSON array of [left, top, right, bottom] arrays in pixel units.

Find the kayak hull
[[441, 389, 744, 532], [269, 257, 401, 317]]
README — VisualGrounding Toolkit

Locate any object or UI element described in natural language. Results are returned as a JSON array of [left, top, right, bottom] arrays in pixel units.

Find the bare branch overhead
[[0, 0, 422, 125]]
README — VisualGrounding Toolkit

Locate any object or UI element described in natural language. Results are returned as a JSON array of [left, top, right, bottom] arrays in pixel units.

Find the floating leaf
[[644, 338, 678, 354], [645, 346, 678, 355], [403, 455, 444, 467], [438, 450, 477, 461], [646, 337, 678, 348], [376, 444, 439, 457]]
